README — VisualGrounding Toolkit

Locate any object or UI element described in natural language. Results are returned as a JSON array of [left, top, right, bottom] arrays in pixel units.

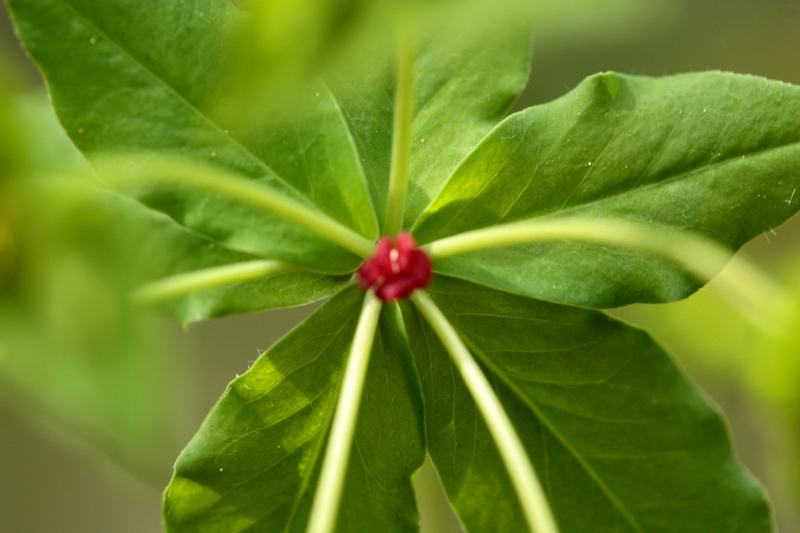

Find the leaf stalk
[[383, 29, 415, 235], [411, 290, 561, 533], [306, 291, 383, 533], [96, 155, 375, 258], [132, 259, 295, 304], [424, 217, 796, 332]]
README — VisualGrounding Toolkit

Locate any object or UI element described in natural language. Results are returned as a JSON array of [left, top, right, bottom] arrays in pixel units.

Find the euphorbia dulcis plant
[[7, 0, 800, 531]]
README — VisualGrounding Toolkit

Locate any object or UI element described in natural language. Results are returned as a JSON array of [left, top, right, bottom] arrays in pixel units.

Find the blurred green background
[[2, 0, 800, 531]]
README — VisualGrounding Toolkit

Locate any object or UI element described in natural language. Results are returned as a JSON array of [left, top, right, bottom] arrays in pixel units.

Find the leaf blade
[[164, 288, 425, 532], [405, 23, 532, 226], [7, 0, 375, 272], [106, 190, 351, 323], [328, 15, 532, 226], [414, 72, 800, 307], [402, 275, 771, 533]]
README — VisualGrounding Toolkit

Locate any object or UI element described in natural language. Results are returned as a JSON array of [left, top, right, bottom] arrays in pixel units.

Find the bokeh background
[[2, 0, 800, 531]]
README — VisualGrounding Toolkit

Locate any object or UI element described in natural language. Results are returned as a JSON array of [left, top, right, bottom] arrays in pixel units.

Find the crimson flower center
[[357, 232, 433, 302]]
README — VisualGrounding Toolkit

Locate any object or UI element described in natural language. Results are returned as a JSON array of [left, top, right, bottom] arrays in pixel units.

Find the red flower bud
[[357, 232, 433, 302]]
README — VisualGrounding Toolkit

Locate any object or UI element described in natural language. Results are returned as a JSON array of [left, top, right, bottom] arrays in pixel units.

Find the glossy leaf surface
[[164, 289, 425, 532], [402, 276, 771, 533], [414, 72, 800, 307], [7, 0, 373, 273]]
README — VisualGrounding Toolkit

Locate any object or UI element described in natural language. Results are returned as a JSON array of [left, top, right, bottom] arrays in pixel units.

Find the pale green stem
[[424, 217, 796, 333], [132, 260, 294, 304], [708, 254, 796, 335], [95, 155, 374, 258], [411, 290, 560, 533], [306, 291, 382, 533], [383, 30, 415, 236]]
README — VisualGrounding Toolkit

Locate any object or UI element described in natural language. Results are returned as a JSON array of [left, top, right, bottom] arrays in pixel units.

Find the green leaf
[[405, 23, 532, 226], [10, 92, 92, 176], [249, 80, 378, 240], [328, 14, 532, 226], [0, 84, 183, 473], [1, 177, 345, 472], [414, 72, 800, 307], [96, 190, 351, 324], [164, 288, 425, 532], [0, 180, 177, 477], [167, 269, 350, 326], [6, 0, 375, 273], [0, 78, 23, 179], [216, 0, 381, 131], [402, 275, 770, 533]]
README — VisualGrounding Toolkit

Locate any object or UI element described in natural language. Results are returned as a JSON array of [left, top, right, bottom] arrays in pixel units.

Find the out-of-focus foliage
[[0, 82, 178, 477], [0, 62, 23, 179], [221, 0, 663, 131]]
